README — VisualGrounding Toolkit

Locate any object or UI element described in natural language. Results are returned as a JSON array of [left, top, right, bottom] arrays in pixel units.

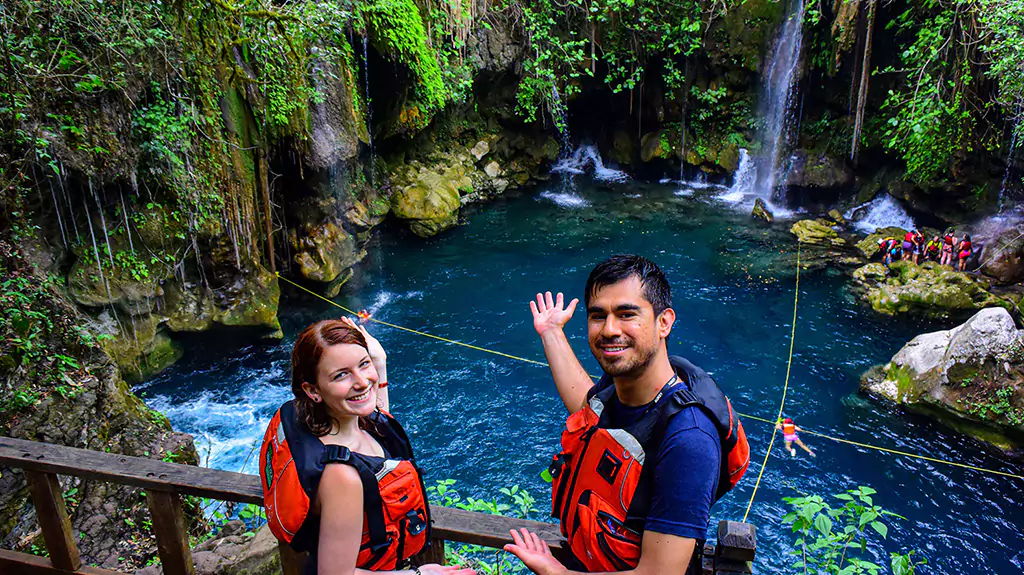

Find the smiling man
[[512, 254, 738, 575]]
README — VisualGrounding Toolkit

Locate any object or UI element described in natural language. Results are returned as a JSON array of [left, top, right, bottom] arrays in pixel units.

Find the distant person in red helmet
[[776, 417, 815, 458]]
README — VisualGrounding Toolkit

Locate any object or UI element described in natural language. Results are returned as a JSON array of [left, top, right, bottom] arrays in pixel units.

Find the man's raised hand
[[530, 292, 579, 337]]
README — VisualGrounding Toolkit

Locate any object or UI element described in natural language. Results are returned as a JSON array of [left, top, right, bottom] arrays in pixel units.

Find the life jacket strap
[[321, 444, 352, 464]]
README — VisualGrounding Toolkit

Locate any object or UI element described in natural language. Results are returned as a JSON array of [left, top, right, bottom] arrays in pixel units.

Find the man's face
[[586, 276, 671, 377]]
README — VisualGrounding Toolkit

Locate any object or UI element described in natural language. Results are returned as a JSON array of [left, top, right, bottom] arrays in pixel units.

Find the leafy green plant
[[783, 486, 925, 575]]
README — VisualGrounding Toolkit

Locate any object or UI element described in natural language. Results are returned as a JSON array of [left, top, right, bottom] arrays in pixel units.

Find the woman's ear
[[301, 381, 320, 403]]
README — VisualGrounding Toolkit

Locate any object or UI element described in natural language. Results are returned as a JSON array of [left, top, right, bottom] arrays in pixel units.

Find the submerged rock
[[861, 307, 1024, 449], [751, 198, 774, 223], [790, 218, 845, 246], [851, 260, 1014, 319]]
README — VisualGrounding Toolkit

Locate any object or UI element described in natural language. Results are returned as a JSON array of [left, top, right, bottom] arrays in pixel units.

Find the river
[[139, 178, 1024, 573]]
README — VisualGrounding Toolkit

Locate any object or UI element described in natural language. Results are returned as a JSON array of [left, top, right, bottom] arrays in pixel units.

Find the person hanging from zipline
[[777, 417, 815, 458]]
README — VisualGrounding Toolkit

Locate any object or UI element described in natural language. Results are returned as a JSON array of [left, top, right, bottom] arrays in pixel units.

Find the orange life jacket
[[260, 401, 430, 570], [782, 422, 796, 436], [549, 357, 749, 572]]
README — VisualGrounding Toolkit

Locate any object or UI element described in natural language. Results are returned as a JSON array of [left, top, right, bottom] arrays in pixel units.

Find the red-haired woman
[[261, 317, 474, 575]]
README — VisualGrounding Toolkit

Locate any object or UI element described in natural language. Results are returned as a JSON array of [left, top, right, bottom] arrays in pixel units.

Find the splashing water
[[551, 144, 630, 184], [846, 194, 915, 233]]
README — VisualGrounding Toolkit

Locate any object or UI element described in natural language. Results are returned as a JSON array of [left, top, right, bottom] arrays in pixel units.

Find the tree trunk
[[850, 0, 876, 165]]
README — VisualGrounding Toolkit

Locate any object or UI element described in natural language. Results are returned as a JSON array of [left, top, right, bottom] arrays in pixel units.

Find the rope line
[[275, 257, 1024, 488], [742, 242, 801, 522], [276, 273, 551, 367], [738, 412, 1024, 481]]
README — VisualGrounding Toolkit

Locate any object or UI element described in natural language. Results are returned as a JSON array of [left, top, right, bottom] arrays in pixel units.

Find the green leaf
[[869, 521, 888, 539]]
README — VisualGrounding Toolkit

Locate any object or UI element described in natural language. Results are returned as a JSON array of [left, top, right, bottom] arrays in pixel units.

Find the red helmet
[[784, 418, 793, 424]]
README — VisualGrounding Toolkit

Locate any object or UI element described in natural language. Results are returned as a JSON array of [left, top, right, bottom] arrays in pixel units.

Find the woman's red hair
[[291, 320, 368, 436]]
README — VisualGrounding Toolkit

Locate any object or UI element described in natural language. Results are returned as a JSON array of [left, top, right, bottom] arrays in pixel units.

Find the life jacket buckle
[[370, 536, 393, 553], [406, 510, 427, 536], [320, 445, 352, 464], [548, 454, 568, 479]]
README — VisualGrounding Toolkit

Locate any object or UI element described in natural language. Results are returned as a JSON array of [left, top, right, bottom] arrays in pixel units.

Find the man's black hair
[[584, 254, 672, 315]]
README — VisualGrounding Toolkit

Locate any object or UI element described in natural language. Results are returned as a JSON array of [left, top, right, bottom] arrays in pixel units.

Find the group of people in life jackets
[[877, 229, 973, 271], [260, 255, 756, 575]]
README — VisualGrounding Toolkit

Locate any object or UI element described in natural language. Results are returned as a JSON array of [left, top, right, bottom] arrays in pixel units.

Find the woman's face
[[303, 343, 379, 421]]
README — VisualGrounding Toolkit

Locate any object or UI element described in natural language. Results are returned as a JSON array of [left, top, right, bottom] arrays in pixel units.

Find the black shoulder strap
[[368, 410, 415, 461], [320, 445, 391, 554]]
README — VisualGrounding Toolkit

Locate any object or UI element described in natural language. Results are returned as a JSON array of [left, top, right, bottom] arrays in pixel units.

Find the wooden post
[[278, 541, 306, 575], [145, 490, 195, 575], [25, 470, 81, 571], [414, 536, 446, 566]]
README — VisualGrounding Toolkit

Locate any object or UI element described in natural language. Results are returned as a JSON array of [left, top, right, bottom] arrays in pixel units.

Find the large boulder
[[852, 260, 1014, 319], [391, 168, 465, 237], [979, 226, 1024, 284], [790, 218, 846, 246], [861, 307, 1024, 449]]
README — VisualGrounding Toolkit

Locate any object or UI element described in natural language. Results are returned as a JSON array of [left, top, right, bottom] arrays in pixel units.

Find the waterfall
[[846, 194, 915, 233], [730, 0, 805, 208], [363, 36, 375, 190], [999, 109, 1022, 211], [543, 144, 630, 207]]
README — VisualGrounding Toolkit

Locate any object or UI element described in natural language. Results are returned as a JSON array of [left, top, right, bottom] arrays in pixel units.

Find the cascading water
[[363, 36, 375, 191], [543, 144, 630, 207], [998, 110, 1022, 211], [845, 194, 915, 233], [729, 0, 806, 210]]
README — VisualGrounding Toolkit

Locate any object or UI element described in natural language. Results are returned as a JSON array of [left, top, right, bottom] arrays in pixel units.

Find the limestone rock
[[611, 130, 635, 165], [979, 226, 1024, 284], [827, 209, 846, 225], [290, 221, 363, 284], [862, 307, 1024, 449], [640, 131, 666, 162], [470, 140, 490, 160], [391, 169, 464, 237], [790, 219, 845, 246], [751, 198, 774, 223], [484, 161, 502, 178], [852, 260, 1014, 319]]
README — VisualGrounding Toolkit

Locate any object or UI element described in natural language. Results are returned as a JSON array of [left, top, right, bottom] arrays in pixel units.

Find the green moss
[[362, 0, 446, 112]]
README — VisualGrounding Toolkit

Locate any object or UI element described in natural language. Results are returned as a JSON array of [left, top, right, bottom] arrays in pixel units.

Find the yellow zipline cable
[[275, 273, 551, 367], [741, 242, 801, 522], [275, 261, 1024, 485], [738, 412, 1024, 481]]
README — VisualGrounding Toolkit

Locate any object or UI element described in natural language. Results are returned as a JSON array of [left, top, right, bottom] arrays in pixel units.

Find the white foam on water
[[146, 365, 290, 474], [539, 190, 591, 208], [551, 144, 630, 184], [848, 194, 915, 233], [658, 177, 673, 184]]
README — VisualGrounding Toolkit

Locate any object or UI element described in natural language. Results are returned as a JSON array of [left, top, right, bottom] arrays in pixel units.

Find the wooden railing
[[0, 436, 756, 575]]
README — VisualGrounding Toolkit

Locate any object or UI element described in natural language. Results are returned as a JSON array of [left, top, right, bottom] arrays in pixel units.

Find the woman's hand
[[416, 564, 477, 575], [341, 316, 387, 367], [503, 529, 567, 575], [529, 292, 579, 337]]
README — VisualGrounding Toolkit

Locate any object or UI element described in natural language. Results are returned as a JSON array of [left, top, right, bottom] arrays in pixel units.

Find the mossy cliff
[[0, 240, 201, 569]]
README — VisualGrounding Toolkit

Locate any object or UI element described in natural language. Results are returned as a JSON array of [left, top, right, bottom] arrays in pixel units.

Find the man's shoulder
[[661, 403, 721, 452]]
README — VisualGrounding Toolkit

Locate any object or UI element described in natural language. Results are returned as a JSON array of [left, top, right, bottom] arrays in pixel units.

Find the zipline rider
[[506, 255, 748, 575]]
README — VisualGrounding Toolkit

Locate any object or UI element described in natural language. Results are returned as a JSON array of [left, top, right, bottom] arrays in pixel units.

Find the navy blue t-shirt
[[598, 377, 721, 544]]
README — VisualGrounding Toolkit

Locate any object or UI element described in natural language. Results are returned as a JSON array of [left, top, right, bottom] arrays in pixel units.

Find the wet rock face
[[751, 198, 774, 223], [851, 260, 1014, 319], [785, 149, 853, 190], [861, 307, 1024, 449], [979, 227, 1024, 284]]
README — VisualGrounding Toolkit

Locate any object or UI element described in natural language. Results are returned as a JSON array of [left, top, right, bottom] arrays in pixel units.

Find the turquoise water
[[140, 181, 1024, 572]]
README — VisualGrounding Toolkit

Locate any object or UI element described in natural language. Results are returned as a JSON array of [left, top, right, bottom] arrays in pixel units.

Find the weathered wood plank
[[24, 470, 81, 571], [0, 437, 262, 504], [277, 541, 306, 575], [430, 506, 569, 559], [0, 548, 124, 575], [2, 437, 574, 558], [145, 490, 195, 575]]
